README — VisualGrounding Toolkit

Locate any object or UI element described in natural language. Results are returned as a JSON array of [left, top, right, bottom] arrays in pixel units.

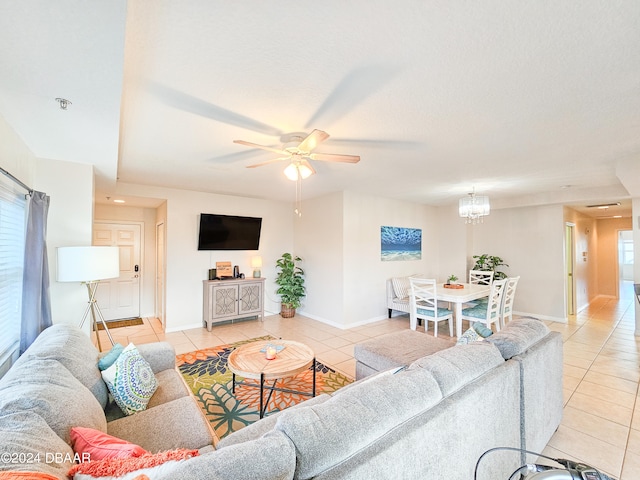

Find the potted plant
[[472, 254, 509, 280], [275, 253, 306, 318], [446, 274, 458, 285]]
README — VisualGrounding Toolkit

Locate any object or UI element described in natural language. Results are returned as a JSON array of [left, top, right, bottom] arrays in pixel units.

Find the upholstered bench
[[354, 330, 454, 380]]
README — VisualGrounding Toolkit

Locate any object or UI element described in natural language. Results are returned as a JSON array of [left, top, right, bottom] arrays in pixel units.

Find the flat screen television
[[198, 213, 262, 251]]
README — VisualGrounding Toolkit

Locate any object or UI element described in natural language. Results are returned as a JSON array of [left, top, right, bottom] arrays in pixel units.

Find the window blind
[[0, 183, 26, 360]]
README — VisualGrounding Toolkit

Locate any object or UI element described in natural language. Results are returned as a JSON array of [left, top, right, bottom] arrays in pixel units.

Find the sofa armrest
[[136, 342, 176, 373]]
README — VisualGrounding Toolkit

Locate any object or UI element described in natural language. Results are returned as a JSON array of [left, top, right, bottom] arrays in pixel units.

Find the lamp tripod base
[[79, 281, 115, 351]]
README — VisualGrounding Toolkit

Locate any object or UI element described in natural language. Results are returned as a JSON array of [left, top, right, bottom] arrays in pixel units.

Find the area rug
[[177, 336, 353, 440], [97, 317, 144, 330]]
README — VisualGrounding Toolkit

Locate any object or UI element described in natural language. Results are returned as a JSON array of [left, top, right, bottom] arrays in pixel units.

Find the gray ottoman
[[354, 330, 455, 380]]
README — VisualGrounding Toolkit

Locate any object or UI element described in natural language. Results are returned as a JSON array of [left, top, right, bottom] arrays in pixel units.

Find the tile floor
[[94, 282, 640, 479]]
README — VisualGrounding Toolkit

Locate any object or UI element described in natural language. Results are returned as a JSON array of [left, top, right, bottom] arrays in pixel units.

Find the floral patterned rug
[[177, 336, 353, 440]]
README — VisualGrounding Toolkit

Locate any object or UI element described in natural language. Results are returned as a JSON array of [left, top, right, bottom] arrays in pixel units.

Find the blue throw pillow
[[472, 323, 493, 338], [97, 343, 124, 371]]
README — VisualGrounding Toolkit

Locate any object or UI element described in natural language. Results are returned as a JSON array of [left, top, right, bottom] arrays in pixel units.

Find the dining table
[[436, 283, 491, 337]]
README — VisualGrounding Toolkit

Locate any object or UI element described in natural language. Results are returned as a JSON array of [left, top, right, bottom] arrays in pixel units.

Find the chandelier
[[459, 189, 490, 224]]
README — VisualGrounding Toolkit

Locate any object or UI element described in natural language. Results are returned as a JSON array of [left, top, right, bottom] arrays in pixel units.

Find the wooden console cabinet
[[202, 277, 265, 331]]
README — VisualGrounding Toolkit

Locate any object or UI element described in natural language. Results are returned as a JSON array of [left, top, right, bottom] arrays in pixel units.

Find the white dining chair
[[409, 277, 453, 337], [460, 278, 507, 333], [469, 270, 494, 286], [500, 276, 520, 328], [465, 270, 494, 307]]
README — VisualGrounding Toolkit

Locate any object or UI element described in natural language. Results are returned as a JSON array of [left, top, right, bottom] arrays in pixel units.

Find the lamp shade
[[57, 246, 120, 282], [251, 256, 263, 268]]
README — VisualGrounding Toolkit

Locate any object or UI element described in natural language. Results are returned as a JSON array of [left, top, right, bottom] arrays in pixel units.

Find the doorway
[[93, 222, 142, 321], [565, 223, 576, 316], [618, 230, 634, 298]]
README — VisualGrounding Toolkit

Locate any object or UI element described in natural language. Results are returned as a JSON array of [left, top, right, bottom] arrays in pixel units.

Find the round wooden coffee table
[[227, 339, 316, 418]]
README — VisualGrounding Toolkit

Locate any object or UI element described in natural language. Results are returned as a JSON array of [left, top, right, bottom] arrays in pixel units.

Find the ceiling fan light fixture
[[283, 162, 313, 181]]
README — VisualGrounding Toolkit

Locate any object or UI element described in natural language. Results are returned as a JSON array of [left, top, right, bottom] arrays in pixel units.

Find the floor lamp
[[57, 246, 120, 351]]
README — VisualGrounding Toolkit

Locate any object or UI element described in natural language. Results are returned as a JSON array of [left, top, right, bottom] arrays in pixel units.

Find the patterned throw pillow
[[456, 327, 480, 345], [101, 344, 158, 416]]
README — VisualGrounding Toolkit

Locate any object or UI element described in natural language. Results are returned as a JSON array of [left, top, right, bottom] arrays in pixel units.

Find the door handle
[[135, 265, 139, 272]]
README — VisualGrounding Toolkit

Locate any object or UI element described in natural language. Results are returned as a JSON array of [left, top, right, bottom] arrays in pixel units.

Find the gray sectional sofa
[[0, 324, 215, 479], [0, 318, 562, 480]]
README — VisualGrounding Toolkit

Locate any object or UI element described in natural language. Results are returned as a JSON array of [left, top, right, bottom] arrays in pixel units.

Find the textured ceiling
[[1, 1, 639, 217]]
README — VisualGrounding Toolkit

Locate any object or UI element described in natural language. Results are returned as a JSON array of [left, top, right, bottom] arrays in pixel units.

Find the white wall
[[436, 203, 471, 282], [94, 204, 158, 317], [116, 183, 293, 331], [34, 158, 94, 328], [294, 192, 345, 324], [564, 207, 597, 311], [472, 204, 566, 321], [295, 191, 438, 328], [0, 114, 36, 187]]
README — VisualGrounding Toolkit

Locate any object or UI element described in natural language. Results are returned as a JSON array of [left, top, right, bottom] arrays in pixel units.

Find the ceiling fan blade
[[246, 158, 289, 169], [304, 66, 398, 130], [309, 152, 360, 163], [207, 149, 266, 164], [234, 140, 289, 156], [147, 81, 282, 136], [301, 159, 316, 176], [298, 130, 330, 153], [327, 138, 422, 149]]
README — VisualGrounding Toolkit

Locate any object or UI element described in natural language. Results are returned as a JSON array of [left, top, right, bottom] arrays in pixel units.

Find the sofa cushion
[[146, 369, 189, 408], [0, 411, 76, 478], [275, 367, 443, 479], [218, 393, 331, 449], [101, 343, 159, 416], [12, 324, 108, 408], [107, 396, 213, 453], [408, 342, 504, 396], [0, 358, 107, 443], [157, 431, 296, 480], [354, 329, 454, 375], [136, 342, 178, 374], [484, 317, 550, 359], [70, 427, 148, 460]]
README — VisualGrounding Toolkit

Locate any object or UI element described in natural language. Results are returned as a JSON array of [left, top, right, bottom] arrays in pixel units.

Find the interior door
[[93, 223, 142, 321], [565, 223, 575, 316]]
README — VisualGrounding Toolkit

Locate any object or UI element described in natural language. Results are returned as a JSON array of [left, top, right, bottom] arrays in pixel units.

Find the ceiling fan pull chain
[[294, 167, 302, 217]]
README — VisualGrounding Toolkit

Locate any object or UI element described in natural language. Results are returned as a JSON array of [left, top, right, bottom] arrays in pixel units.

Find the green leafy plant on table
[[275, 253, 306, 318], [446, 274, 459, 285]]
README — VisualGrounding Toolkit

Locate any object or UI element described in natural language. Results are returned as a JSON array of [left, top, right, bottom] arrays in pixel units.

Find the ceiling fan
[[233, 129, 360, 180]]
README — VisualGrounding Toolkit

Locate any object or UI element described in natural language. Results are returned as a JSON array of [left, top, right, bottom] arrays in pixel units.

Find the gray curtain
[[20, 191, 52, 354]]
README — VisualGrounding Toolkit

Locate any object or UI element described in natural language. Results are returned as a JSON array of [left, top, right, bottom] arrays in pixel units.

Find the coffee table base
[[232, 358, 317, 419]]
